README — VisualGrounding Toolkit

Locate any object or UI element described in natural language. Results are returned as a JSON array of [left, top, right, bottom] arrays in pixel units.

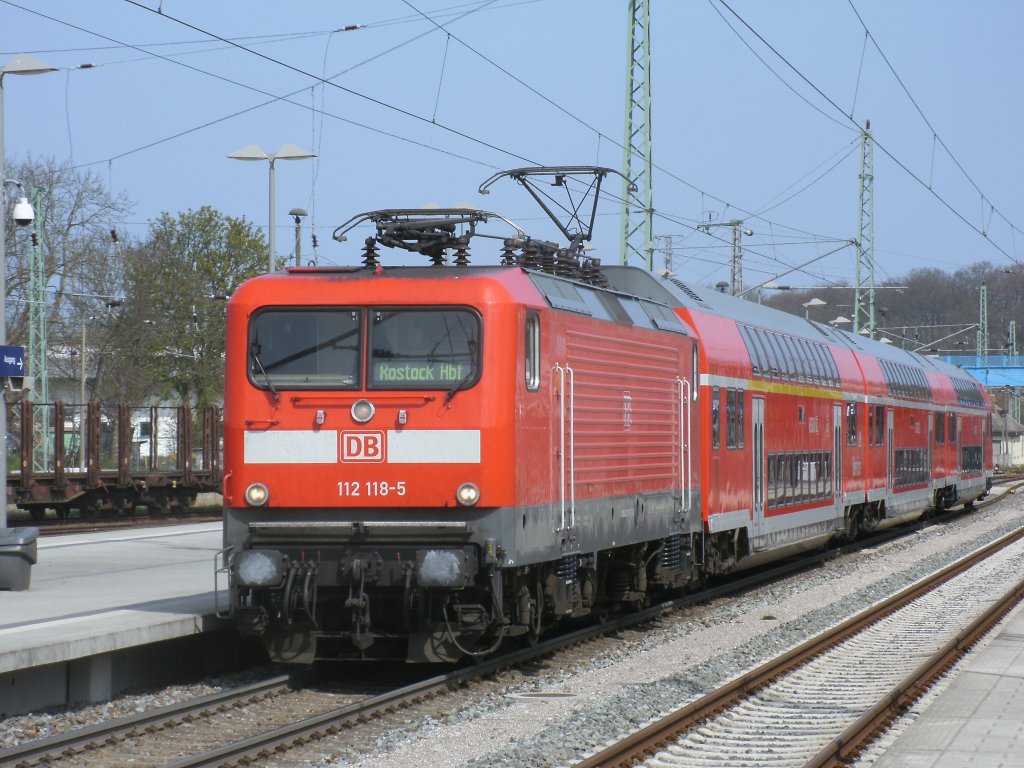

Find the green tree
[[113, 207, 264, 409]]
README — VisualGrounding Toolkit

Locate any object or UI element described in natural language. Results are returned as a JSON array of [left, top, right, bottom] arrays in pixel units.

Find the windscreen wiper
[[444, 360, 476, 406], [250, 344, 280, 401]]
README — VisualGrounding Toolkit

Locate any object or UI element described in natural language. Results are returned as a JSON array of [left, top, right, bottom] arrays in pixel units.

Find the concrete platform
[[0, 522, 241, 716], [873, 599, 1024, 768]]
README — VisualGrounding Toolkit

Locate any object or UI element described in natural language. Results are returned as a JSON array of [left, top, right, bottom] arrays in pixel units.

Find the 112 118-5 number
[[338, 481, 407, 497]]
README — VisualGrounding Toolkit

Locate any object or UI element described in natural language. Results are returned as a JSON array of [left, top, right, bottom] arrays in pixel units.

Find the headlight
[[245, 482, 269, 506], [351, 399, 375, 423], [235, 549, 285, 587], [456, 482, 480, 506]]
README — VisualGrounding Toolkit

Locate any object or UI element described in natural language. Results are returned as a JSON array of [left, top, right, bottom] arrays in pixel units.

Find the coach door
[[887, 409, 894, 491], [928, 413, 934, 485], [833, 403, 843, 512], [752, 398, 766, 536]]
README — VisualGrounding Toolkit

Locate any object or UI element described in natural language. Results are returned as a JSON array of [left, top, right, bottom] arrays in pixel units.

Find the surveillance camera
[[12, 197, 35, 227]]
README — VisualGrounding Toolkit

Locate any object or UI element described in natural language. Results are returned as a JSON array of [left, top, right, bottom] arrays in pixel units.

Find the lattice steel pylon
[[854, 120, 875, 337], [620, 0, 654, 269], [28, 186, 50, 471], [977, 282, 988, 358], [28, 186, 47, 403], [1009, 320, 1020, 420]]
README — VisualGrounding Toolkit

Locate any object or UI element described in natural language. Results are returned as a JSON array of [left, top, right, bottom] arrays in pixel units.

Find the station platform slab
[[873, 599, 1024, 767], [0, 522, 233, 715]]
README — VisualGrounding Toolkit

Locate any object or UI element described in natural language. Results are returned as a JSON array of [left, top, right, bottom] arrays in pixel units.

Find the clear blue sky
[[3, 0, 1022, 292]]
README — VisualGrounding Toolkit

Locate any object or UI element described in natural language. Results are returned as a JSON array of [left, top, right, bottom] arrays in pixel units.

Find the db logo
[[341, 431, 386, 462]]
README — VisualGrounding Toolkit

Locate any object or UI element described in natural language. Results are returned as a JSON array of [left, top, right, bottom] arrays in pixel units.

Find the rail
[[574, 520, 1024, 768]]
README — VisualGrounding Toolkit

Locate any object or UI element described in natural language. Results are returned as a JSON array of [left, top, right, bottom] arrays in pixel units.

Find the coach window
[[779, 336, 797, 382], [726, 389, 736, 448], [795, 339, 813, 384], [874, 405, 885, 445], [737, 390, 745, 448], [808, 342, 823, 385], [846, 402, 858, 446], [751, 329, 771, 378], [771, 333, 788, 379], [741, 326, 763, 376], [949, 412, 957, 445], [249, 308, 361, 389], [368, 308, 481, 390], [712, 387, 721, 449], [525, 313, 540, 391], [826, 348, 841, 388], [763, 331, 783, 378], [936, 411, 945, 444]]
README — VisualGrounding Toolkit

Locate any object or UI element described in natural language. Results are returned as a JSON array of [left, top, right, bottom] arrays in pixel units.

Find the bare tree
[[3, 156, 133, 408]]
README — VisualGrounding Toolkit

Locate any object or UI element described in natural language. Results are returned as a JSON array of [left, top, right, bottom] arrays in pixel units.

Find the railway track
[[575, 521, 1024, 768], [3, 487, 1017, 767]]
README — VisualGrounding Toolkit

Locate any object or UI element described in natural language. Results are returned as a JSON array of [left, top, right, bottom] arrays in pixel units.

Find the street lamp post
[[228, 144, 315, 273], [802, 297, 826, 320], [1, 55, 55, 588], [831, 315, 852, 329]]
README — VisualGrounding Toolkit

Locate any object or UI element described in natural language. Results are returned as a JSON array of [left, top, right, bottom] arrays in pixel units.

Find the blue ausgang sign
[[0, 345, 26, 378]]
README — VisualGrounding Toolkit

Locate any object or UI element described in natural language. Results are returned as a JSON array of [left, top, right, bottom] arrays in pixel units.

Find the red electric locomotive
[[217, 167, 992, 664]]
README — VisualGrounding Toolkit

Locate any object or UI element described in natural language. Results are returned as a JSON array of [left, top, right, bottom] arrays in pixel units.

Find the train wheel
[[29, 508, 45, 521], [77, 499, 99, 518], [149, 494, 171, 515], [526, 574, 544, 646], [844, 509, 861, 540]]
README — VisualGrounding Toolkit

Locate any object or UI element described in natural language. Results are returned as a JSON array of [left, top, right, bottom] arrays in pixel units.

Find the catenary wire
[[715, 0, 1022, 265], [6, 0, 859, 262]]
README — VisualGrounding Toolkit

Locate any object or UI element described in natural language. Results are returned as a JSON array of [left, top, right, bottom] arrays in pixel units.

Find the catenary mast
[[620, 0, 653, 269]]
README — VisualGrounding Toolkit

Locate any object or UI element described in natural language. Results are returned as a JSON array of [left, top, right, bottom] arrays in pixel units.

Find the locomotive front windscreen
[[248, 307, 480, 391], [249, 309, 362, 388], [368, 309, 480, 390]]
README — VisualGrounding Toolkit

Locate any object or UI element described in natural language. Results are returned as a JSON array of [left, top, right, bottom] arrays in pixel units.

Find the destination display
[[371, 360, 471, 384]]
